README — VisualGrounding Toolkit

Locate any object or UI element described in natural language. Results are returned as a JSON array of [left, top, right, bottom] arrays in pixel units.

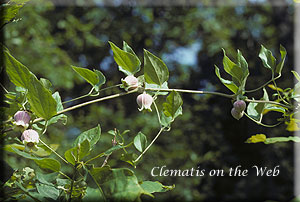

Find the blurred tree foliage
[[4, 0, 294, 201]]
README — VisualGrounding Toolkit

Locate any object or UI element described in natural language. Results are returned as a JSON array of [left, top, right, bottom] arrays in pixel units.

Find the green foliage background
[[3, 0, 295, 201]]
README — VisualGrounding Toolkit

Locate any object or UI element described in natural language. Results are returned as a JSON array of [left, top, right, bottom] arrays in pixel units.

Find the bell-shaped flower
[[136, 92, 153, 112], [121, 75, 139, 90], [21, 129, 39, 151], [233, 100, 246, 112], [13, 111, 31, 131], [231, 108, 244, 120]]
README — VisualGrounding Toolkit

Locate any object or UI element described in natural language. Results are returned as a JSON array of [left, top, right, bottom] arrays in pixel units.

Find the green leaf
[[34, 158, 61, 173], [83, 187, 106, 202], [26, 77, 57, 120], [222, 49, 244, 85], [36, 183, 59, 200], [94, 70, 106, 91], [71, 65, 99, 86], [11, 147, 61, 172], [245, 134, 267, 143], [109, 41, 140, 75], [120, 153, 138, 167], [163, 91, 183, 121], [134, 132, 147, 152], [144, 49, 169, 86], [90, 167, 150, 201], [140, 181, 175, 193], [104, 145, 123, 156], [275, 45, 287, 75], [73, 124, 101, 150], [215, 66, 238, 93], [259, 45, 276, 72], [160, 107, 182, 128], [4, 50, 33, 88], [265, 136, 300, 144], [123, 41, 141, 66], [0, 3, 24, 28], [264, 105, 286, 114], [39, 92, 67, 126], [292, 70, 300, 82], [4, 50, 57, 120], [237, 49, 249, 88], [247, 88, 269, 122], [65, 140, 90, 165]]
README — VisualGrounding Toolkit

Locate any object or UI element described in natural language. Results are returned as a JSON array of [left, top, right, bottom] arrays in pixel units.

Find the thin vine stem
[[62, 84, 122, 104], [0, 82, 9, 93], [39, 139, 69, 165], [145, 88, 235, 98], [62, 87, 95, 104], [244, 98, 292, 109], [134, 127, 166, 163], [32, 88, 138, 124], [245, 75, 280, 93], [153, 100, 162, 127]]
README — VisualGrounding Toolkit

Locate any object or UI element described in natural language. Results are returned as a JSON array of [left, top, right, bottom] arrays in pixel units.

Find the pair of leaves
[[89, 167, 173, 201], [4, 50, 57, 120], [64, 125, 101, 165], [246, 134, 300, 144], [109, 41, 141, 76], [259, 45, 287, 76], [11, 147, 61, 172], [215, 49, 249, 94], [71, 65, 106, 92], [109, 41, 170, 86]]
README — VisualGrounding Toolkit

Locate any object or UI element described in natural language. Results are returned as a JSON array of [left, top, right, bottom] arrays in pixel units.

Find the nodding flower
[[122, 75, 139, 90], [231, 108, 244, 120], [233, 100, 246, 112], [136, 92, 153, 112], [21, 129, 39, 151], [13, 111, 31, 131]]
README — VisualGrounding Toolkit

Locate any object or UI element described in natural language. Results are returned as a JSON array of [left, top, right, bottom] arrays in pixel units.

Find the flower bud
[[233, 100, 246, 112], [122, 75, 139, 90], [13, 111, 30, 131], [136, 93, 153, 111], [231, 108, 244, 120], [21, 129, 39, 151]]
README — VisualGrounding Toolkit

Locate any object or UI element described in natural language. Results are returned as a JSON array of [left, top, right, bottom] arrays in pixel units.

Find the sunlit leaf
[[163, 91, 183, 121], [140, 181, 175, 194], [245, 134, 266, 143], [71, 65, 99, 86], [4, 50, 57, 120], [65, 140, 90, 165], [275, 45, 287, 75], [144, 49, 169, 86], [222, 49, 244, 86], [265, 136, 300, 144], [246, 88, 268, 122], [73, 124, 101, 150], [259, 45, 276, 73], [215, 66, 238, 93], [134, 132, 147, 152], [109, 41, 140, 75]]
